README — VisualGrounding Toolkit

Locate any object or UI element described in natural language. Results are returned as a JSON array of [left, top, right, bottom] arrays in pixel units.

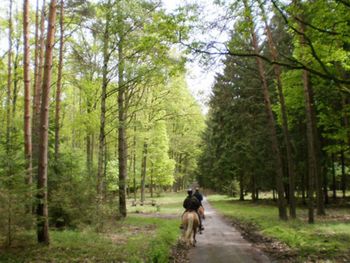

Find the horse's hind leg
[[193, 230, 197, 247]]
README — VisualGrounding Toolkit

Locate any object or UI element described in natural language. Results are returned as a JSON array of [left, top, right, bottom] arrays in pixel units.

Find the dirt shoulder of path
[[170, 241, 189, 263], [222, 216, 298, 263]]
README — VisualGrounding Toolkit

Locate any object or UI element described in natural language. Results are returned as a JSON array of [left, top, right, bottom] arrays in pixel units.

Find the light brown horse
[[182, 211, 200, 247]]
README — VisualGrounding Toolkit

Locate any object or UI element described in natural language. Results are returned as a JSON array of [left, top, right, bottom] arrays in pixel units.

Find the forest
[[198, 0, 350, 222], [0, 0, 350, 262]]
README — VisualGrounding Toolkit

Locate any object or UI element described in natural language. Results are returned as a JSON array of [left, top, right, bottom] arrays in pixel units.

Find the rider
[[183, 188, 204, 232], [193, 187, 203, 206]]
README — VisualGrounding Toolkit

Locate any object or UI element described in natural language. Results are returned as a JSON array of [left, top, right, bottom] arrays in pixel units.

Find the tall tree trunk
[[239, 172, 244, 201], [140, 142, 148, 203], [12, 34, 20, 119], [311, 90, 325, 215], [97, 7, 110, 201], [32, 0, 46, 171], [259, 0, 296, 218], [86, 133, 92, 175], [332, 153, 337, 200], [33, 0, 40, 96], [251, 171, 256, 202], [86, 99, 93, 175], [6, 0, 13, 161], [302, 68, 315, 224], [117, 2, 127, 217], [150, 162, 154, 198], [341, 149, 346, 198], [295, 0, 325, 222], [323, 160, 329, 205], [36, 0, 57, 244], [54, 0, 64, 165], [343, 96, 350, 198], [243, 0, 287, 220], [133, 126, 137, 201], [301, 171, 306, 205], [6, 0, 13, 247], [103, 141, 108, 201], [23, 0, 33, 213]]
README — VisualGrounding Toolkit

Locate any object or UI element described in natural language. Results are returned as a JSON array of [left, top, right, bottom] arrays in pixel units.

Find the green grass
[[208, 195, 350, 261], [127, 191, 185, 215], [0, 209, 182, 263]]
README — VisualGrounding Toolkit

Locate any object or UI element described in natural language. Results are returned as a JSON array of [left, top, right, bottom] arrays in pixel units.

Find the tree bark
[[118, 2, 127, 217], [302, 68, 315, 224], [97, 6, 110, 201], [251, 171, 256, 201], [243, 0, 288, 220], [6, 0, 13, 163], [33, 0, 40, 97], [32, 0, 46, 170], [150, 162, 154, 198], [341, 149, 346, 198], [259, 0, 296, 218], [23, 0, 33, 214], [6, 0, 13, 247], [12, 34, 20, 120], [54, 0, 64, 165], [239, 172, 244, 201], [133, 126, 137, 201], [86, 133, 92, 175], [332, 153, 337, 200], [140, 142, 147, 203], [36, 0, 57, 244]]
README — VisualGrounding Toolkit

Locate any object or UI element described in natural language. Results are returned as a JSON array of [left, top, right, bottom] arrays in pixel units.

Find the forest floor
[[0, 215, 180, 262], [0, 192, 187, 263], [208, 194, 350, 263]]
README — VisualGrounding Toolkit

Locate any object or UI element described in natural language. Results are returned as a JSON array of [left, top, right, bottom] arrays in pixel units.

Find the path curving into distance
[[188, 198, 272, 263]]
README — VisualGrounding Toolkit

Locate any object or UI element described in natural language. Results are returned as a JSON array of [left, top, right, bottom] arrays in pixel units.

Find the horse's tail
[[185, 213, 194, 241]]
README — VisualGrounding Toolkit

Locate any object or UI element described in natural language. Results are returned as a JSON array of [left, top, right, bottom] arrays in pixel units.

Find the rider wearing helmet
[[183, 188, 204, 232], [193, 187, 203, 206]]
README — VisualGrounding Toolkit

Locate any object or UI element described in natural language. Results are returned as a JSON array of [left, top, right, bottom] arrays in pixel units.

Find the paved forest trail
[[188, 198, 272, 263]]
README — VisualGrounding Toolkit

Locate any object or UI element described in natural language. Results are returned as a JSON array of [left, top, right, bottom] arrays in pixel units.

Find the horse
[[182, 211, 200, 247], [198, 206, 205, 220]]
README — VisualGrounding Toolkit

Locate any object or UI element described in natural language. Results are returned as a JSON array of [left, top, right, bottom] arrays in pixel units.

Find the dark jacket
[[183, 195, 200, 211], [193, 191, 203, 205]]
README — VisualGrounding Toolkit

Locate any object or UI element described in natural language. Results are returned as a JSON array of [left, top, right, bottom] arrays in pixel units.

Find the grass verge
[[0, 215, 180, 263]]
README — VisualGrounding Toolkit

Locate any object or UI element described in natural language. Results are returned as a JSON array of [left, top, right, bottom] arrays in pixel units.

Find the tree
[[243, 0, 287, 220], [96, 0, 111, 204], [117, 0, 127, 217], [54, 0, 65, 165], [36, 0, 57, 244], [6, 0, 14, 247], [258, 0, 297, 218]]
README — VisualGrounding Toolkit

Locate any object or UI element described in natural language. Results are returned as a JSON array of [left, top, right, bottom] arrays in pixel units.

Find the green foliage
[[49, 148, 96, 228], [198, 31, 274, 194]]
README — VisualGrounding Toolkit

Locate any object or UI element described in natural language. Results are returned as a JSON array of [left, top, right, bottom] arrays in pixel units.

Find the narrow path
[[188, 198, 271, 263]]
